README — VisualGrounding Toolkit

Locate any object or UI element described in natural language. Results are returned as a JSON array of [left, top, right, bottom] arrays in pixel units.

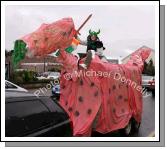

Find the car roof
[[142, 75, 154, 78], [5, 91, 48, 102]]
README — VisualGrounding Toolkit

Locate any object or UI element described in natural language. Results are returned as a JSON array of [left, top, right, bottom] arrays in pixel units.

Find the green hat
[[89, 29, 100, 36]]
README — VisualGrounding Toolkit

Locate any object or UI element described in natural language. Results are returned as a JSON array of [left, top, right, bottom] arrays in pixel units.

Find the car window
[[50, 72, 60, 76], [5, 82, 17, 89], [142, 76, 152, 80], [5, 99, 53, 136], [40, 97, 69, 124], [41, 97, 63, 113]]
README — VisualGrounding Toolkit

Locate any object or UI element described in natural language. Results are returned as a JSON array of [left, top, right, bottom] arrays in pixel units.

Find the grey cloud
[[5, 5, 155, 58]]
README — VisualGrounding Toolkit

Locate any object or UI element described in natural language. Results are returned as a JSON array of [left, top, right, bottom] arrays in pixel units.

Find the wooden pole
[[76, 14, 92, 35]]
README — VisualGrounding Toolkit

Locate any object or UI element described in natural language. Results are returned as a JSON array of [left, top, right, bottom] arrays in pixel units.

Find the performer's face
[[91, 35, 97, 41]]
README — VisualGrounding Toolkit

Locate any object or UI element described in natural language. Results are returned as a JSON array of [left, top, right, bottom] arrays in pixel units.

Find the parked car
[[47, 72, 60, 80], [142, 75, 154, 89], [36, 72, 49, 80], [36, 76, 48, 80], [5, 91, 72, 137], [148, 77, 155, 96], [37, 72, 60, 80], [51, 84, 60, 100], [142, 75, 155, 96], [5, 80, 28, 92]]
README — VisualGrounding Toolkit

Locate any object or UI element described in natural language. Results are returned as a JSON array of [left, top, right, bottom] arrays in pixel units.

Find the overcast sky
[[5, 5, 155, 58]]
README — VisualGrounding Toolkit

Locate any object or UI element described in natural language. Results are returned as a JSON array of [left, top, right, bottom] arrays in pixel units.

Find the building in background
[[6, 46, 154, 79], [5, 51, 62, 80], [106, 57, 120, 64], [19, 56, 61, 73]]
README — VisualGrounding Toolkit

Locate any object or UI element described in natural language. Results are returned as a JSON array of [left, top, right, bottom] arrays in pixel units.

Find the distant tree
[[5, 50, 14, 57], [5, 50, 8, 57]]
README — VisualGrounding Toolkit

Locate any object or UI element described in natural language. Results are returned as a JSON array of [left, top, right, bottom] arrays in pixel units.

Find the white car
[[47, 72, 60, 80], [142, 75, 154, 89], [36, 76, 48, 80], [5, 80, 28, 92]]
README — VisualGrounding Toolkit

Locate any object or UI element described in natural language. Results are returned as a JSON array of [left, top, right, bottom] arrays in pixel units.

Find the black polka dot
[[65, 101, 68, 106], [34, 40, 38, 43], [87, 109, 92, 115], [61, 31, 66, 36], [44, 37, 48, 41], [112, 108, 116, 113], [79, 79, 83, 86], [112, 85, 116, 90], [115, 73, 119, 77], [68, 28, 73, 35], [124, 98, 128, 102], [74, 111, 80, 117], [94, 91, 98, 97], [109, 88, 111, 94], [121, 109, 125, 113], [78, 96, 83, 102], [68, 107, 73, 112], [126, 85, 128, 88], [62, 85, 65, 89], [133, 63, 138, 66], [90, 82, 95, 87], [118, 95, 123, 100]]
